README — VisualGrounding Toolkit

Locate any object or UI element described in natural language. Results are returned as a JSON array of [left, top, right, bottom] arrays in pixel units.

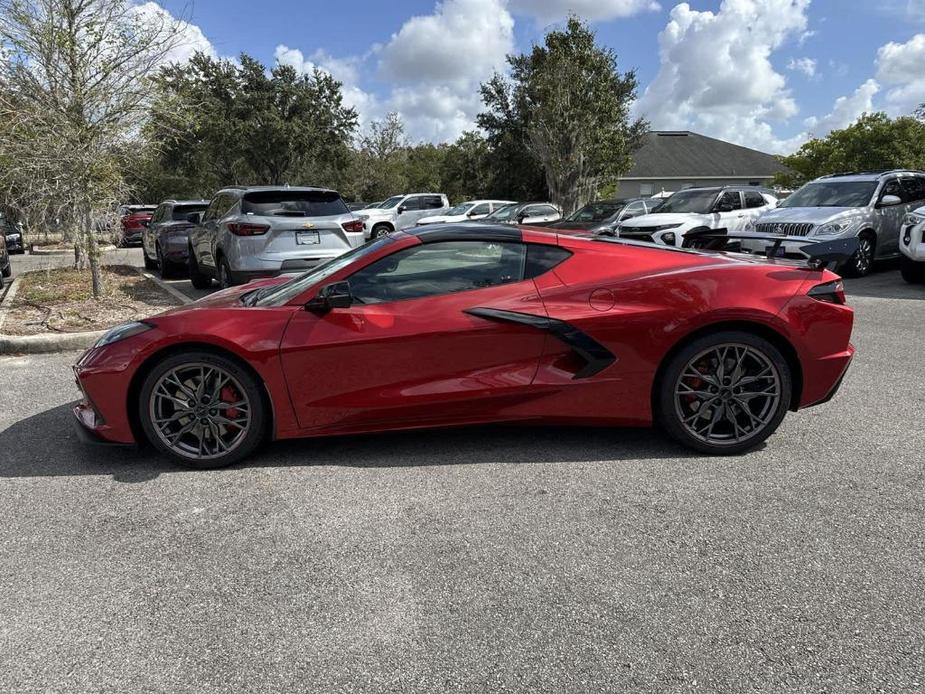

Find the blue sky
[[150, 0, 925, 153]]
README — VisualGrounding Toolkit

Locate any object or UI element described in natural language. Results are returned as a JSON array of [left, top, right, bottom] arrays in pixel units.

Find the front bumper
[[72, 403, 132, 446], [900, 220, 925, 262]]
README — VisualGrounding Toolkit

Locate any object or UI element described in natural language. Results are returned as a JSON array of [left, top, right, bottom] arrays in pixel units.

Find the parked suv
[[475, 202, 562, 226], [0, 233, 10, 279], [359, 193, 449, 239], [899, 205, 925, 283], [117, 205, 157, 246], [142, 199, 209, 278], [187, 186, 364, 289], [743, 170, 925, 276], [617, 186, 777, 247], [416, 199, 515, 225], [1, 216, 23, 254]]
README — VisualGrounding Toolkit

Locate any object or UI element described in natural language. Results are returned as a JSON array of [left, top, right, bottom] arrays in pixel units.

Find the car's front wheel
[[139, 352, 267, 468], [372, 223, 392, 239], [656, 331, 792, 455], [842, 232, 876, 277]]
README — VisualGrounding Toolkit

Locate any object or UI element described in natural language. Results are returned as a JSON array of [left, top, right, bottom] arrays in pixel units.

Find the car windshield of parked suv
[[567, 202, 625, 222], [445, 203, 475, 216], [378, 196, 405, 210], [249, 236, 396, 307], [242, 190, 350, 217], [650, 190, 718, 214], [484, 204, 519, 222], [780, 181, 879, 208], [172, 204, 207, 220]]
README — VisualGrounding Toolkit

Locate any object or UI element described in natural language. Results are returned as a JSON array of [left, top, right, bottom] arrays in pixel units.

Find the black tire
[[680, 226, 713, 249], [1, 263, 10, 279], [217, 256, 236, 289], [655, 330, 792, 455], [900, 255, 925, 284], [142, 244, 157, 270], [156, 245, 180, 280], [841, 232, 876, 278], [372, 223, 392, 239], [188, 244, 212, 289], [138, 351, 267, 469]]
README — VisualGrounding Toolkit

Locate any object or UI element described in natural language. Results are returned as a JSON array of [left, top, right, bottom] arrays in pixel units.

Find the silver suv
[[188, 186, 365, 289], [743, 170, 925, 276]]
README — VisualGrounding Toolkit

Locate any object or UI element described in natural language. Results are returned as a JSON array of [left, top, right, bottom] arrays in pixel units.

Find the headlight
[[94, 321, 153, 348], [816, 221, 857, 236], [903, 213, 925, 227]]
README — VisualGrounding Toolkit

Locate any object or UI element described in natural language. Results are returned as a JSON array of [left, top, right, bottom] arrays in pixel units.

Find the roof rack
[[820, 169, 925, 178]]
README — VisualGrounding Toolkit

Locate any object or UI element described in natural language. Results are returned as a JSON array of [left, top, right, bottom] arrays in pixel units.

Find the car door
[[145, 204, 166, 258], [876, 178, 907, 257], [715, 191, 747, 231], [742, 190, 769, 226], [395, 196, 423, 229], [279, 239, 549, 432]]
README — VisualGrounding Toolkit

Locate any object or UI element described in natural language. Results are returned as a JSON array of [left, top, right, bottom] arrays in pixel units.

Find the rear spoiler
[[683, 229, 860, 270]]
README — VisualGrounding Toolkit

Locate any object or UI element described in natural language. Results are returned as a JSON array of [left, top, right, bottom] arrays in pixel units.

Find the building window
[[639, 184, 654, 196]]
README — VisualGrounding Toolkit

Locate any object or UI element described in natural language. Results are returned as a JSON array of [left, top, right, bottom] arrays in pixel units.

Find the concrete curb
[[0, 329, 105, 354], [28, 244, 117, 256], [133, 267, 193, 305]]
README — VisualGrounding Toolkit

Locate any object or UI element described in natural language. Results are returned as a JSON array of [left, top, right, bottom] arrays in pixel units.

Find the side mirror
[[878, 194, 902, 207], [305, 281, 353, 314], [187, 212, 203, 224], [516, 213, 527, 223], [397, 205, 406, 214], [467, 210, 479, 217]]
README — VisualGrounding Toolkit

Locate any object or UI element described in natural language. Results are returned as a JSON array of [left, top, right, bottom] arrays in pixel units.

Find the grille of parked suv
[[755, 222, 815, 237]]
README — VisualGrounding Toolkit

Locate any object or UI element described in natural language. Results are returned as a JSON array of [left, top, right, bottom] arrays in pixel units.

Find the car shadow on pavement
[[0, 403, 710, 482], [843, 262, 925, 301]]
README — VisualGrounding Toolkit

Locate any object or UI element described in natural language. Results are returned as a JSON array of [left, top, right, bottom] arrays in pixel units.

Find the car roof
[[162, 199, 210, 205], [218, 185, 339, 195], [816, 169, 925, 182], [403, 223, 535, 244]]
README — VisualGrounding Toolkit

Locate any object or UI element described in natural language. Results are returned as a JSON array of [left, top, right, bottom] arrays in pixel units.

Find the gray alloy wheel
[[156, 245, 174, 279], [140, 354, 265, 468], [372, 224, 391, 239], [657, 331, 792, 455], [218, 257, 234, 289], [674, 343, 782, 447]]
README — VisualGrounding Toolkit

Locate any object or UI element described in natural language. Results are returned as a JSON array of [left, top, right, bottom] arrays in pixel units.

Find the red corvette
[[72, 224, 855, 468]]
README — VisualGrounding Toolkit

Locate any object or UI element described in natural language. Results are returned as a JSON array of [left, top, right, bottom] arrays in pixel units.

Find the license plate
[[765, 244, 786, 258], [296, 230, 320, 245]]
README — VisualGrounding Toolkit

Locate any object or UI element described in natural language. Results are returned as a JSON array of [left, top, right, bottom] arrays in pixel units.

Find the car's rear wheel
[[656, 331, 792, 455], [188, 244, 212, 289], [372, 223, 392, 239], [217, 256, 235, 289], [843, 232, 876, 277], [139, 352, 266, 469], [900, 255, 925, 284]]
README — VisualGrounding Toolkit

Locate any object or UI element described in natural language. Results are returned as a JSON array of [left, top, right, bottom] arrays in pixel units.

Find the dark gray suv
[[187, 186, 365, 289], [142, 199, 209, 279]]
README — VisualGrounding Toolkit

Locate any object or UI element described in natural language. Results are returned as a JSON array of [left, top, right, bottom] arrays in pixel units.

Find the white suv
[[900, 205, 925, 283], [359, 193, 449, 239], [417, 199, 515, 226], [617, 186, 778, 247]]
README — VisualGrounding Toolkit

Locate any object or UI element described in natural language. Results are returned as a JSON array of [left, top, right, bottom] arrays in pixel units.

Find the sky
[[144, 0, 925, 154]]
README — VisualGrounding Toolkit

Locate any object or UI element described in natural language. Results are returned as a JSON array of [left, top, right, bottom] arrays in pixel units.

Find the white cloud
[[634, 0, 812, 153], [131, 2, 217, 63], [804, 79, 880, 136], [876, 34, 925, 113], [787, 56, 816, 78], [379, 0, 513, 87], [508, 0, 660, 22]]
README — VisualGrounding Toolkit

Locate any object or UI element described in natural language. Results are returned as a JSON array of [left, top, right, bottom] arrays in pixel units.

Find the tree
[[135, 52, 358, 201], [441, 131, 493, 202], [480, 17, 647, 214], [349, 113, 410, 202], [776, 113, 925, 188], [0, 0, 185, 297]]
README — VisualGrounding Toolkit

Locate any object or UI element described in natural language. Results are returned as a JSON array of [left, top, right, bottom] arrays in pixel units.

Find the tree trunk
[[84, 211, 103, 299]]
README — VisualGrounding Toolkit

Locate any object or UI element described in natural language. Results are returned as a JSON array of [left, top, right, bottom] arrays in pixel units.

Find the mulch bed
[[3, 265, 180, 335]]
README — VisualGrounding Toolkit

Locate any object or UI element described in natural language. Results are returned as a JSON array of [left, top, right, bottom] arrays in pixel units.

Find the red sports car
[[72, 224, 855, 468]]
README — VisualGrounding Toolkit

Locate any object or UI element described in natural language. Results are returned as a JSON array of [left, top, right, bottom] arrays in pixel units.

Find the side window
[[400, 196, 422, 211], [880, 179, 903, 202], [424, 195, 444, 209], [348, 241, 527, 304], [203, 197, 221, 222], [744, 191, 766, 209], [524, 244, 571, 278], [717, 191, 742, 210], [900, 176, 925, 203], [151, 205, 166, 223], [526, 205, 556, 217], [219, 194, 238, 218], [470, 203, 491, 216]]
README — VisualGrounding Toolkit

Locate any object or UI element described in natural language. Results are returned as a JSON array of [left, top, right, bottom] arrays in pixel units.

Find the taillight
[[808, 279, 846, 305], [342, 219, 364, 233], [228, 222, 270, 236]]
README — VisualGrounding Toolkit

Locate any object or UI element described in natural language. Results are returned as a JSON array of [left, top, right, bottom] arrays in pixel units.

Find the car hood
[[155, 276, 291, 316], [757, 206, 864, 224], [620, 212, 711, 227]]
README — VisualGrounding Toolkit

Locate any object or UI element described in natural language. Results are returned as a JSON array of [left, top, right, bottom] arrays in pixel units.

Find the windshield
[[242, 190, 349, 217], [651, 190, 718, 214], [781, 181, 878, 208], [252, 237, 395, 307], [567, 202, 625, 223], [172, 204, 207, 220], [485, 204, 519, 221], [445, 203, 475, 216], [378, 196, 404, 210]]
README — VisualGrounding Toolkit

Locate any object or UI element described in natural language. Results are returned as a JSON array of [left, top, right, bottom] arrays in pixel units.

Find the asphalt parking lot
[[1, 252, 924, 692]]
